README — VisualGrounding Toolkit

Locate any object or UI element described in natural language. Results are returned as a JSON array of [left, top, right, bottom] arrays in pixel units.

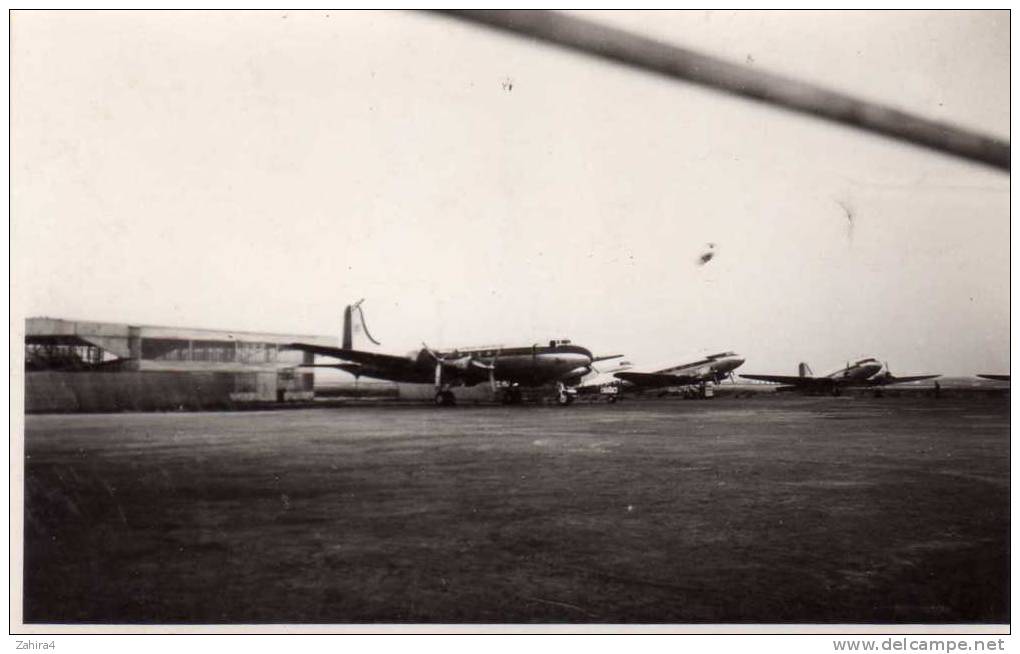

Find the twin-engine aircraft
[[287, 300, 621, 406], [611, 351, 746, 389], [579, 351, 746, 399], [741, 358, 938, 395]]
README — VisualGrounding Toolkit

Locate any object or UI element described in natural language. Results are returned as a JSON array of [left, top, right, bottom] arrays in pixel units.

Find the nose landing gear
[[555, 382, 576, 406]]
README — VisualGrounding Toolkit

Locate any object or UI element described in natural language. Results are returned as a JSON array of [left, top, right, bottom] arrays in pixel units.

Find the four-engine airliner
[[288, 300, 621, 406]]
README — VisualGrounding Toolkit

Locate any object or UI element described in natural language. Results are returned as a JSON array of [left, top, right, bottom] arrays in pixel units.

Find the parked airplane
[[577, 352, 744, 400], [575, 358, 635, 401], [288, 300, 621, 406], [741, 358, 939, 395], [612, 352, 746, 389]]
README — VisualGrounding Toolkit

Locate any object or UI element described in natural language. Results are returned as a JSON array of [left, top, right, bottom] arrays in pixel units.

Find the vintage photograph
[[11, 9, 1009, 631]]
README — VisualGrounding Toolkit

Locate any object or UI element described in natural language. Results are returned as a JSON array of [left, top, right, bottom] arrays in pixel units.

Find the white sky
[[11, 10, 1009, 376]]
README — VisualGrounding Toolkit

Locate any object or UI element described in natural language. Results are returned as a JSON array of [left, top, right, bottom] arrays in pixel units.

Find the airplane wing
[[287, 343, 403, 366], [978, 374, 1010, 381], [614, 371, 700, 387], [739, 374, 809, 385], [286, 343, 426, 379], [870, 374, 940, 386]]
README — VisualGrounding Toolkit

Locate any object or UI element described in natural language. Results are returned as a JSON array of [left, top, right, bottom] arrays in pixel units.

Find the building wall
[[25, 370, 316, 413], [25, 317, 326, 412]]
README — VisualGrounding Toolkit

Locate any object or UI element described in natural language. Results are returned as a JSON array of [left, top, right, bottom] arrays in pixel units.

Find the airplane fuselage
[[824, 359, 883, 384], [341, 341, 596, 388], [579, 351, 745, 394], [655, 353, 746, 382], [424, 342, 595, 386]]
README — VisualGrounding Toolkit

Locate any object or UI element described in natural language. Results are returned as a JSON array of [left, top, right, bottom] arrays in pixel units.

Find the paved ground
[[22, 396, 1009, 624]]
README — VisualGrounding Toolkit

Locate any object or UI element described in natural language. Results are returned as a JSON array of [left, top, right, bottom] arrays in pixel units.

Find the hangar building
[[24, 317, 334, 412]]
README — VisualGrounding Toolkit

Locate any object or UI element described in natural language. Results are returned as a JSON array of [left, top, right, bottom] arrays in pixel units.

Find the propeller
[[493, 351, 502, 391], [422, 343, 501, 390], [479, 349, 502, 392], [422, 343, 447, 389]]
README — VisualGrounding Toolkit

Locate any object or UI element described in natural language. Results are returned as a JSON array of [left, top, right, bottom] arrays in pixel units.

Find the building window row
[[141, 338, 281, 363]]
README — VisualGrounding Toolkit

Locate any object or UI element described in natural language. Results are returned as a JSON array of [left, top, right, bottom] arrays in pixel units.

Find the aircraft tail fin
[[342, 299, 382, 350], [798, 362, 813, 378]]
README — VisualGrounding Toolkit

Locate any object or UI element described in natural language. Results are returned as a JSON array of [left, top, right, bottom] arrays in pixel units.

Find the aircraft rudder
[[341, 304, 354, 349]]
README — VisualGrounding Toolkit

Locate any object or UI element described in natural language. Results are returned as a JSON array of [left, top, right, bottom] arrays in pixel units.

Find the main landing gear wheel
[[434, 390, 456, 407], [555, 389, 575, 406], [501, 388, 523, 405]]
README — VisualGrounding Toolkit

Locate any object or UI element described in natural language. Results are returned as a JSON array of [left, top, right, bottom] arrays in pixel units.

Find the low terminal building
[[25, 317, 335, 413]]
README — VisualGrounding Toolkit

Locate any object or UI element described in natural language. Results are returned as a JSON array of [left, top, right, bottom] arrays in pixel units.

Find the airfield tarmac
[[23, 396, 1008, 625]]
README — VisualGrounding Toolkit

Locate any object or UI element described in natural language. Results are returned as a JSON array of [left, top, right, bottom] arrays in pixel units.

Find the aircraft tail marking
[[342, 299, 382, 350]]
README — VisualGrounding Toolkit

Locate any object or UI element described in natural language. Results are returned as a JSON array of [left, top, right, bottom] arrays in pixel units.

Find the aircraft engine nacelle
[[446, 356, 475, 371], [563, 366, 592, 381]]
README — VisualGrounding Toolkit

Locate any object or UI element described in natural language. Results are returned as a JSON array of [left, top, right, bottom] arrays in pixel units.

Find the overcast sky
[[12, 10, 1009, 376]]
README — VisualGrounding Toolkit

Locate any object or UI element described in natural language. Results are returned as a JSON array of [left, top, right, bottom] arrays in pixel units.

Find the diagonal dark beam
[[436, 10, 1009, 172]]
